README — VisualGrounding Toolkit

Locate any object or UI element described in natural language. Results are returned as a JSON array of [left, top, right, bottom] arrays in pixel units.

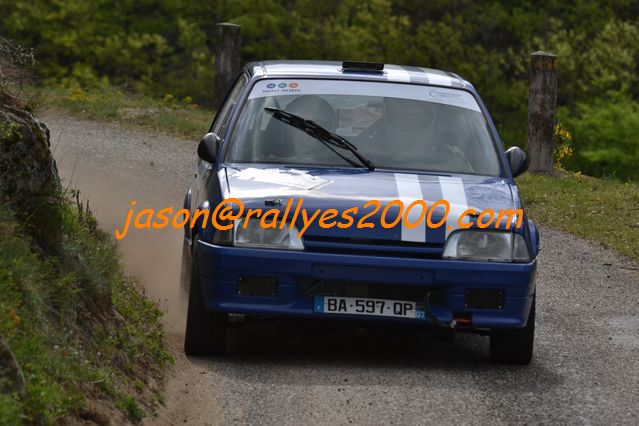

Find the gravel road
[[46, 113, 639, 425]]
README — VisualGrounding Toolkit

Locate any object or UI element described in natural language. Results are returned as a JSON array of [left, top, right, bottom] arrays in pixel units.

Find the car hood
[[220, 164, 517, 246]]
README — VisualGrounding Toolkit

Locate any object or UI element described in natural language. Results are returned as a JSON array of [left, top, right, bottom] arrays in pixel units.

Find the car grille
[[302, 235, 443, 259], [297, 278, 444, 304]]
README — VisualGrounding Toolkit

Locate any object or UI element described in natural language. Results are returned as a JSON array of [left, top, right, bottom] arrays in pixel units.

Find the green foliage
[[0, 196, 171, 423], [561, 97, 639, 180], [554, 123, 574, 169], [0, 392, 23, 425], [518, 171, 639, 260], [2, 0, 639, 178], [1, 0, 218, 97], [0, 120, 22, 141], [115, 394, 146, 423]]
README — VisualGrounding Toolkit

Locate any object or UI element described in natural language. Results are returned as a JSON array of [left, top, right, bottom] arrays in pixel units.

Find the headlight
[[443, 231, 530, 262], [233, 218, 304, 250]]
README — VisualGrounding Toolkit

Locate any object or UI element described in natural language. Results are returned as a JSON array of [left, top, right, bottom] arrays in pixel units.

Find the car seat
[[258, 95, 338, 163]]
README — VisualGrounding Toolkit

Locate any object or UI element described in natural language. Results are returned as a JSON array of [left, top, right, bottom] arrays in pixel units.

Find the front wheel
[[184, 237, 228, 356], [489, 295, 535, 365]]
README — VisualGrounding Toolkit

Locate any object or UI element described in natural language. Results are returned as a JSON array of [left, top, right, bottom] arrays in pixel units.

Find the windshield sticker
[[231, 167, 330, 190], [248, 79, 480, 112], [260, 81, 302, 96]]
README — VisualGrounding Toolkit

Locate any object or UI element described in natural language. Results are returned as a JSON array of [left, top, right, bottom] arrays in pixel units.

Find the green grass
[[25, 84, 213, 140], [0, 196, 172, 424], [517, 171, 639, 260], [115, 395, 146, 423]]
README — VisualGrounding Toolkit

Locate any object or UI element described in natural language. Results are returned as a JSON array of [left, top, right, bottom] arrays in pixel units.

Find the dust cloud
[[49, 116, 197, 334], [66, 175, 188, 332]]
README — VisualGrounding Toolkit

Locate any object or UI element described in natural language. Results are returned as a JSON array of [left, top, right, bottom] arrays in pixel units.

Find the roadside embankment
[[0, 102, 171, 424]]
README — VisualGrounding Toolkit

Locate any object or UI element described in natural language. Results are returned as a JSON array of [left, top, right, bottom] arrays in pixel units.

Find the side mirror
[[505, 147, 528, 178], [197, 133, 221, 164]]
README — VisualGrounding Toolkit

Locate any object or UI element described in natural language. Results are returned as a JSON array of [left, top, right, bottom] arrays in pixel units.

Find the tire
[[184, 237, 228, 356], [489, 295, 535, 365]]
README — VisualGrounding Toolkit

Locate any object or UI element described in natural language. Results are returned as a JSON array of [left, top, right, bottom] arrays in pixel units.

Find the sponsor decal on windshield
[[249, 79, 481, 112], [260, 81, 303, 96]]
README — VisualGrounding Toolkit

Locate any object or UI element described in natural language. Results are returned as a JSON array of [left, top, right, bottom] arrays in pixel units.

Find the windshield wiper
[[264, 107, 375, 170]]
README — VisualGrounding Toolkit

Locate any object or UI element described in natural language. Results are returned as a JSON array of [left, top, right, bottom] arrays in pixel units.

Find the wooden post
[[214, 23, 242, 110], [527, 51, 558, 172]]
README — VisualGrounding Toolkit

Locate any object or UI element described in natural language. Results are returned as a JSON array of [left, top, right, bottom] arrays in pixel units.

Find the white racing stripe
[[438, 176, 469, 237], [394, 173, 425, 242], [424, 72, 454, 87], [385, 67, 411, 83]]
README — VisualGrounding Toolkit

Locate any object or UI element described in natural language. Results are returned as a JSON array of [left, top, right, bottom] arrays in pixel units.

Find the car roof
[[244, 60, 472, 89]]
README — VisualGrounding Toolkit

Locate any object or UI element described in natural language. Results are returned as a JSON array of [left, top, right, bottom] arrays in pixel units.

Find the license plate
[[314, 296, 425, 320]]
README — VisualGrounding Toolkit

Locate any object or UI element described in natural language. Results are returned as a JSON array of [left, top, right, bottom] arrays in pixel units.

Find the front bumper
[[196, 240, 537, 330]]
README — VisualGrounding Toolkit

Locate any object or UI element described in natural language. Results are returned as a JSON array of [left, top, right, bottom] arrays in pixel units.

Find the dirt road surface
[[47, 113, 639, 425]]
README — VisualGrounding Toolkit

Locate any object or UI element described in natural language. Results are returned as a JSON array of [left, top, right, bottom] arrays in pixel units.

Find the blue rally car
[[182, 61, 538, 364]]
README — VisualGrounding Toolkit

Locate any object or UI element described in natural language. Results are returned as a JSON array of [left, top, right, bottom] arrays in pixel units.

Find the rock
[[0, 333, 25, 399], [0, 104, 62, 249]]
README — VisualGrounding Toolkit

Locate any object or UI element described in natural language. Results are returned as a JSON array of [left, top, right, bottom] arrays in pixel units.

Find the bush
[[1, 1, 216, 103], [562, 96, 639, 180]]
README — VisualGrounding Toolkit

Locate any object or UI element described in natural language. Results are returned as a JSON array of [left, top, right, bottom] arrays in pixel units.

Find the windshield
[[227, 79, 502, 176]]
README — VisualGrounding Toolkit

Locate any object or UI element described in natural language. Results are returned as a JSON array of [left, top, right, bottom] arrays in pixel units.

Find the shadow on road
[[189, 316, 560, 390]]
